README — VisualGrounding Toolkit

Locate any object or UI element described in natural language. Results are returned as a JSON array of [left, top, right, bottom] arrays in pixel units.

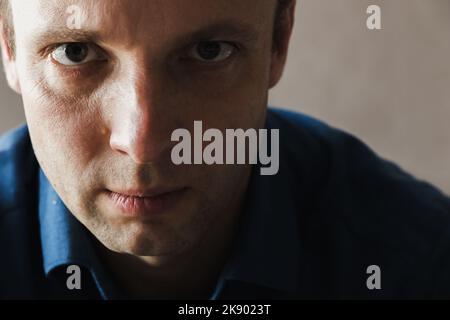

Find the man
[[1, 0, 450, 300]]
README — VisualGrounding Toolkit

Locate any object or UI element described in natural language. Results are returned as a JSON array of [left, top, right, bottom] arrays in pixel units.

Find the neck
[[100, 227, 237, 299]]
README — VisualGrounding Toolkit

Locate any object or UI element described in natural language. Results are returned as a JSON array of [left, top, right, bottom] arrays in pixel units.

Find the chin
[[96, 223, 189, 258]]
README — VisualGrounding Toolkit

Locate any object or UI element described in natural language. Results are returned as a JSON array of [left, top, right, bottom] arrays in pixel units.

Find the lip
[[106, 187, 186, 217]]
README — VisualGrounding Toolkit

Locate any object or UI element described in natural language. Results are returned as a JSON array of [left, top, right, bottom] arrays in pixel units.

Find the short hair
[[0, 0, 293, 57]]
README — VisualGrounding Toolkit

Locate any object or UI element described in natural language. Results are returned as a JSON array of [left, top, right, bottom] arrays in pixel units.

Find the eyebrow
[[31, 20, 260, 50], [32, 29, 102, 50], [173, 21, 260, 45]]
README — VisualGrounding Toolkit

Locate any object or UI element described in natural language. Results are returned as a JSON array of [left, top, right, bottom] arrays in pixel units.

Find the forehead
[[10, 0, 275, 47]]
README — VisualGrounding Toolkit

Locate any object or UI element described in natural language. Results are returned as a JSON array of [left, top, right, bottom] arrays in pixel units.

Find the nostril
[[116, 149, 128, 156], [109, 137, 129, 156]]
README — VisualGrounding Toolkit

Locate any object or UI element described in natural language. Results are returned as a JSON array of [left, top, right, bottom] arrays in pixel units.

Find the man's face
[[4, 0, 288, 257]]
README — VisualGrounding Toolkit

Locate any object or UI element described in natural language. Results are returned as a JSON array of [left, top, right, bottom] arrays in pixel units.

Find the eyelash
[[184, 41, 241, 62], [41, 43, 107, 79]]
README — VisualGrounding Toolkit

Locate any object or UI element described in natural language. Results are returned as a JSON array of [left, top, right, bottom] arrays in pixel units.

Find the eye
[[51, 43, 103, 66], [188, 41, 236, 63]]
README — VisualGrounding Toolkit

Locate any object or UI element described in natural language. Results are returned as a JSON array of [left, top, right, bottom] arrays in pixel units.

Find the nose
[[109, 64, 172, 164]]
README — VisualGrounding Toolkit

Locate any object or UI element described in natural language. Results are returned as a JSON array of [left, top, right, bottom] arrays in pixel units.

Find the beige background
[[1, 0, 450, 194]]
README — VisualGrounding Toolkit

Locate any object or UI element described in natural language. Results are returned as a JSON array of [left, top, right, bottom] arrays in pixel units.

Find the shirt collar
[[38, 169, 121, 299]]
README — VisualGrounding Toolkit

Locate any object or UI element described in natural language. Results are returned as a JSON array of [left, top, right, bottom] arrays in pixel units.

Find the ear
[[269, 0, 296, 89], [0, 18, 20, 94]]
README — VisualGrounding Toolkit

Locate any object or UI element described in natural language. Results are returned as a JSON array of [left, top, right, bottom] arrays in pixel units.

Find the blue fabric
[[2, 108, 450, 299]]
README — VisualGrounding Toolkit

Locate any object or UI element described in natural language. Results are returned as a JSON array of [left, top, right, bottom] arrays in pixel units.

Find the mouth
[[105, 187, 187, 217]]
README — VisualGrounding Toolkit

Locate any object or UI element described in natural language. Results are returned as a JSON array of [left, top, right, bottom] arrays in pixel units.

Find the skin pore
[[0, 0, 295, 298]]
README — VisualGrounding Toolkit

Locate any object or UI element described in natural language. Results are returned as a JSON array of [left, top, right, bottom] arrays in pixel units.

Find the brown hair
[[0, 0, 293, 56]]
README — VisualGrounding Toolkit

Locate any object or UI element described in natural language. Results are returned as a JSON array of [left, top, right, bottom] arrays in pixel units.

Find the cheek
[[21, 84, 106, 192], [180, 61, 270, 131]]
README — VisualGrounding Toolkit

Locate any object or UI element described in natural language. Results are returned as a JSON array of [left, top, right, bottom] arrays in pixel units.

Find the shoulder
[[0, 125, 37, 215], [0, 126, 44, 298], [270, 106, 450, 203], [268, 107, 450, 232], [268, 107, 450, 211], [268, 108, 450, 298]]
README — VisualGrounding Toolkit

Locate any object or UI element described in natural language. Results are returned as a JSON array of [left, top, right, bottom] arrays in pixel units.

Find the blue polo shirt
[[2, 108, 450, 299]]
